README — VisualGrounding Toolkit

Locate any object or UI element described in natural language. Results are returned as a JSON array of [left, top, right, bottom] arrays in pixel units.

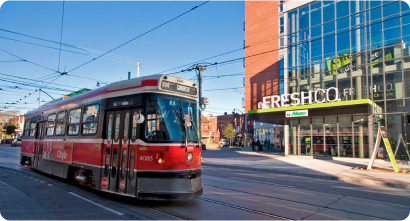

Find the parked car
[[11, 138, 21, 147]]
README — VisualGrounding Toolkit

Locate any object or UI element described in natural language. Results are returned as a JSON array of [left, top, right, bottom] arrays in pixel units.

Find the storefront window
[[312, 117, 324, 155], [325, 117, 337, 156], [386, 99, 404, 113], [339, 116, 352, 157], [289, 119, 298, 155], [300, 118, 311, 155]]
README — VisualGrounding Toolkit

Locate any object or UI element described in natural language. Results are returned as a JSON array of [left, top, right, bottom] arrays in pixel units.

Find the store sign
[[258, 87, 340, 109], [286, 110, 308, 118]]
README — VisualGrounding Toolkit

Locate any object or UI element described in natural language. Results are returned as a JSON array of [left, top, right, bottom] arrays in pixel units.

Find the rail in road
[[0, 145, 409, 220]]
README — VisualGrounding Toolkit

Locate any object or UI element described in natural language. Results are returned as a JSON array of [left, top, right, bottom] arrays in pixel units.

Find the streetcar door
[[34, 122, 45, 169], [108, 111, 123, 192], [126, 109, 141, 196], [117, 110, 131, 194], [101, 112, 114, 191]]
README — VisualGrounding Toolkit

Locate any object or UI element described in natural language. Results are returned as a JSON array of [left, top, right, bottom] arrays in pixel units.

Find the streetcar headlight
[[156, 153, 164, 164], [187, 153, 193, 162]]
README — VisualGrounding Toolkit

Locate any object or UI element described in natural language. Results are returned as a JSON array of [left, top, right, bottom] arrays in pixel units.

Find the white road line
[[0, 151, 20, 156], [67, 192, 124, 216], [228, 177, 295, 188], [48, 184, 53, 186]]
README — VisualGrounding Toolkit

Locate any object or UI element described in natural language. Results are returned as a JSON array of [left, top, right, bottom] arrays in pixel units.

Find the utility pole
[[136, 60, 141, 78], [193, 65, 206, 145], [128, 72, 131, 80], [38, 89, 40, 108]]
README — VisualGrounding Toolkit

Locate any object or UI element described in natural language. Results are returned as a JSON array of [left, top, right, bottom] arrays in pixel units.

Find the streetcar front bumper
[[137, 168, 203, 201]]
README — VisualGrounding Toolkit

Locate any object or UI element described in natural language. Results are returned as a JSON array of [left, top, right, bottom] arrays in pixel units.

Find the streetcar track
[[203, 184, 384, 220], [0, 165, 175, 220], [198, 197, 292, 220]]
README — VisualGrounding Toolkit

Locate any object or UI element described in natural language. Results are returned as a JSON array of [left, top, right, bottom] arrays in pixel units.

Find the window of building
[[299, 4, 309, 31], [323, 1, 335, 23], [56, 111, 66, 136], [46, 114, 56, 136], [336, 0, 349, 19], [68, 108, 81, 135], [310, 1, 322, 27], [82, 104, 99, 135], [288, 9, 298, 33]]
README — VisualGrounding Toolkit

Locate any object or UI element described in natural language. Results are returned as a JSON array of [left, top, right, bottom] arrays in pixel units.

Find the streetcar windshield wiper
[[172, 104, 187, 146]]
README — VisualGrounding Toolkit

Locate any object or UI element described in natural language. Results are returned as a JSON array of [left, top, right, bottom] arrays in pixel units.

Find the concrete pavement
[[202, 150, 410, 189]]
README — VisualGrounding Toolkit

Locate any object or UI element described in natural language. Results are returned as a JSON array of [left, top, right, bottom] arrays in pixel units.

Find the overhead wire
[[65, 1, 210, 75]]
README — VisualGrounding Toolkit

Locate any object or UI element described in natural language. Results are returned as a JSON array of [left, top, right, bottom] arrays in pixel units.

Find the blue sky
[[0, 1, 245, 116]]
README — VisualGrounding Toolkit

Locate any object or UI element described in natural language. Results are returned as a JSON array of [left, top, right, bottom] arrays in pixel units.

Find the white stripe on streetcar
[[67, 192, 124, 216]]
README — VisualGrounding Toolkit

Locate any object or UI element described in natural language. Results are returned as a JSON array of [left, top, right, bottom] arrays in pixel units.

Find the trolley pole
[[194, 65, 206, 145]]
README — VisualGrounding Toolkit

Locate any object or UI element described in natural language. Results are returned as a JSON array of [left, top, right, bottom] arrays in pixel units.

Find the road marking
[[48, 184, 53, 186], [228, 177, 295, 188], [0, 151, 19, 156], [67, 192, 124, 216], [40, 181, 45, 183]]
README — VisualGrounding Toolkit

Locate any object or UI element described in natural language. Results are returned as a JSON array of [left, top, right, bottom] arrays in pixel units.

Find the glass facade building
[[248, 0, 410, 160]]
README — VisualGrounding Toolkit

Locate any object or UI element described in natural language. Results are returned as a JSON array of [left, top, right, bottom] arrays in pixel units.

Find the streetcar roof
[[25, 74, 197, 117]]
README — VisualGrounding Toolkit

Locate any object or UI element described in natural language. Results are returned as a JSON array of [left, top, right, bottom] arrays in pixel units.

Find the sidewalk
[[201, 150, 410, 189]]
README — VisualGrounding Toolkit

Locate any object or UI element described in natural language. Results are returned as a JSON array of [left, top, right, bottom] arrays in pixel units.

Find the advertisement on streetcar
[[48, 142, 73, 163]]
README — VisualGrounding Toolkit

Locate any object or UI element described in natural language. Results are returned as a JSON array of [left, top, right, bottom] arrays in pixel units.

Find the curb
[[202, 162, 410, 190]]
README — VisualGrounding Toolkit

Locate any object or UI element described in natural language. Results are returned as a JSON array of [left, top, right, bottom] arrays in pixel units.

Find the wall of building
[[244, 1, 280, 112]]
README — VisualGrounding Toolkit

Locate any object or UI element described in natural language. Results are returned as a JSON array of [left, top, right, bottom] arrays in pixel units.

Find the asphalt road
[[0, 145, 409, 220]]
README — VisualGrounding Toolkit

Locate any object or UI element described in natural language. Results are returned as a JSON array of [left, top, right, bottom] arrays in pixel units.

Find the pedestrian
[[251, 139, 255, 151], [256, 139, 261, 151]]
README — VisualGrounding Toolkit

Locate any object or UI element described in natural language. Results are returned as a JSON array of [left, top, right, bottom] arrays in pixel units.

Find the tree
[[222, 123, 236, 147], [6, 125, 17, 136]]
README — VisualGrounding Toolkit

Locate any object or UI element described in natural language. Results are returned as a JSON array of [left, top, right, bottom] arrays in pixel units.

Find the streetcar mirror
[[134, 113, 145, 124]]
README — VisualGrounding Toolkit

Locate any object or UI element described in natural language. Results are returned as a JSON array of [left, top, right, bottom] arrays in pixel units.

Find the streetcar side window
[[55, 111, 67, 136], [23, 119, 30, 136], [112, 148, 118, 177], [68, 108, 81, 135], [123, 112, 130, 140], [107, 114, 113, 142], [121, 148, 127, 180], [82, 104, 99, 135], [29, 118, 36, 137], [46, 114, 56, 136], [104, 148, 110, 176], [129, 149, 135, 180]]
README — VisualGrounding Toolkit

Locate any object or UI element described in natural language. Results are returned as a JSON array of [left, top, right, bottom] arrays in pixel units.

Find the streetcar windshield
[[145, 97, 198, 142]]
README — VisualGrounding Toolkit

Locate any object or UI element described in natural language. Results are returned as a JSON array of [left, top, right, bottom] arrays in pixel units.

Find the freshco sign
[[258, 87, 340, 109], [286, 110, 308, 118]]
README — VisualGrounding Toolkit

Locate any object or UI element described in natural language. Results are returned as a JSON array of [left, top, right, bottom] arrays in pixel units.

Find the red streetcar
[[20, 74, 203, 200]]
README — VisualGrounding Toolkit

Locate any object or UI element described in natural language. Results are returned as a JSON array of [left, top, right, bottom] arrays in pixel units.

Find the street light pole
[[193, 65, 206, 145]]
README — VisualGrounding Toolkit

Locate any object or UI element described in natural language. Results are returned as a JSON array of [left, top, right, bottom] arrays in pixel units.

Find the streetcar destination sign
[[258, 87, 340, 109], [161, 81, 197, 95]]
